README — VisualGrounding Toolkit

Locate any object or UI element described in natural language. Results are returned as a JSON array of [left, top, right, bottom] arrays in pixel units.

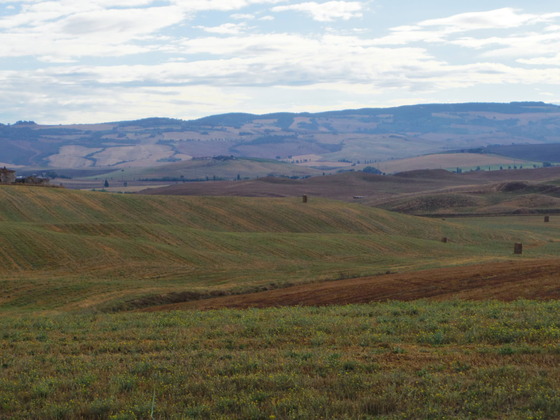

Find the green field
[[2, 186, 560, 418], [1, 301, 560, 419], [2, 185, 560, 313]]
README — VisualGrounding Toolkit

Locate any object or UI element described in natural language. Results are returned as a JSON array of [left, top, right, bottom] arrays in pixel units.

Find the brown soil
[[139, 167, 560, 210], [139, 170, 476, 202], [141, 259, 560, 311]]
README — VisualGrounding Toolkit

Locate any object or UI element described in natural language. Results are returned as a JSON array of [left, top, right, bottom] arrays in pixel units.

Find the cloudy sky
[[1, 0, 559, 124]]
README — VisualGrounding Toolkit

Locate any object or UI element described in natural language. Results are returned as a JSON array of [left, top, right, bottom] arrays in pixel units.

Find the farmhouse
[[0, 168, 51, 186], [15, 175, 50, 185], [0, 167, 16, 184]]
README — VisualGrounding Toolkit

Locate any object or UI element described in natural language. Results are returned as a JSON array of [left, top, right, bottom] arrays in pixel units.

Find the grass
[[2, 187, 560, 418], [380, 189, 560, 216], [1, 186, 560, 312], [451, 215, 560, 253], [1, 300, 559, 419]]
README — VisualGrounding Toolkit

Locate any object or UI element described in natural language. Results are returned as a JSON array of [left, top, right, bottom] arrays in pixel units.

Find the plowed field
[[142, 258, 560, 311]]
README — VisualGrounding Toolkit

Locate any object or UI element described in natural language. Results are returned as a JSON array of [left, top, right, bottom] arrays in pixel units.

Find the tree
[[104, 179, 109, 188], [362, 166, 382, 174]]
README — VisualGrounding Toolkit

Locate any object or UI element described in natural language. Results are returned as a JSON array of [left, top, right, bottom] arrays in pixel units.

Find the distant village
[[0, 167, 50, 186]]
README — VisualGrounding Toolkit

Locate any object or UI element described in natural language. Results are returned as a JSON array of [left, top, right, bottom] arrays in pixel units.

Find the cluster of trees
[[362, 166, 383, 174]]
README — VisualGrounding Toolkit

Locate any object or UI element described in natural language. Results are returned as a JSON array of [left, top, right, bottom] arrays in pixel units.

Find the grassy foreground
[[2, 300, 560, 419]]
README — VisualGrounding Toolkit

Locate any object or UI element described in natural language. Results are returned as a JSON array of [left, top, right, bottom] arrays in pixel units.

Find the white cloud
[[195, 23, 248, 35], [444, 27, 560, 66], [519, 54, 560, 66], [418, 8, 537, 31], [29, 34, 461, 90], [1, 3, 560, 124], [272, 1, 363, 22], [231, 13, 256, 20], [170, 0, 288, 13], [0, 0, 295, 61], [0, 4, 185, 60], [56, 7, 183, 36], [376, 8, 560, 46], [372, 6, 560, 74]]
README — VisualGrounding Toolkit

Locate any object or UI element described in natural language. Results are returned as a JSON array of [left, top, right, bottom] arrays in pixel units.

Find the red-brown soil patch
[[139, 170, 474, 202], [139, 167, 560, 210], [141, 259, 560, 311]]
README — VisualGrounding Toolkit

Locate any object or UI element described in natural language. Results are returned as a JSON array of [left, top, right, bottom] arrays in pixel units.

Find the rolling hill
[[475, 143, 560, 163], [2, 184, 558, 313], [374, 175, 560, 216], [99, 156, 325, 182], [1, 102, 560, 170], [139, 169, 476, 202], [373, 152, 537, 174], [138, 166, 560, 218]]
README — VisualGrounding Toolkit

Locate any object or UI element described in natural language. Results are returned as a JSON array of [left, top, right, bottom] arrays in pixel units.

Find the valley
[[2, 103, 560, 419], [1, 171, 560, 418]]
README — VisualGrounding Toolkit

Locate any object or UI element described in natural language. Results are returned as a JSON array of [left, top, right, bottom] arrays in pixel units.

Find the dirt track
[[141, 258, 560, 311]]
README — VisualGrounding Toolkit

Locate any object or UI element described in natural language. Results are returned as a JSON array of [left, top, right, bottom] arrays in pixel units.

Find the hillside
[[374, 152, 536, 174], [100, 156, 325, 182], [1, 102, 560, 169], [139, 166, 560, 201], [140, 170, 476, 201], [478, 143, 560, 163], [146, 259, 560, 311], [139, 167, 560, 219], [2, 185, 558, 312], [375, 177, 560, 216]]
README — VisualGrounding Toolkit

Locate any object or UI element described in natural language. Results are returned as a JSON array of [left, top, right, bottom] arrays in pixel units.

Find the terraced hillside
[[1, 185, 560, 314]]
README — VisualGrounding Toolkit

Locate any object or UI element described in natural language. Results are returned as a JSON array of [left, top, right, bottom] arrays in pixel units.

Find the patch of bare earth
[[141, 259, 560, 311]]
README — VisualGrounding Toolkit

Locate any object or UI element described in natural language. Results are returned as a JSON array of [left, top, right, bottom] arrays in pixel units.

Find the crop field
[[1, 301, 560, 419], [1, 186, 560, 418], [374, 153, 535, 174], [4, 185, 558, 313], [98, 158, 325, 183], [145, 259, 560, 311], [375, 181, 560, 216]]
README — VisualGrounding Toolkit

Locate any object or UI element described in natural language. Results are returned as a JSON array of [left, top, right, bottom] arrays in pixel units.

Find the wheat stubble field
[[1, 185, 560, 419]]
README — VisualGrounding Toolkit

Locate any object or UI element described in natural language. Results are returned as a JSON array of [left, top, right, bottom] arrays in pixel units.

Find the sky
[[0, 0, 559, 124]]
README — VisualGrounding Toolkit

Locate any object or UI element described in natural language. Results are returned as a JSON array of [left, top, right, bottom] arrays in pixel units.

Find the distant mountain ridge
[[1, 102, 559, 169]]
